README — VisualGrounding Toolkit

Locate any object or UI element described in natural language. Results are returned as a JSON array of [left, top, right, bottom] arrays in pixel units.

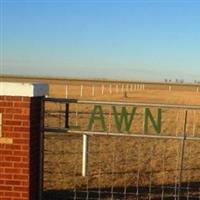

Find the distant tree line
[[194, 80, 200, 84], [164, 79, 200, 84], [164, 79, 184, 83]]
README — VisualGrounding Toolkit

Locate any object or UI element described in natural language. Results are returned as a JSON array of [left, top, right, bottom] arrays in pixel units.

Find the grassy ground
[[2, 76, 200, 199], [42, 79, 200, 200]]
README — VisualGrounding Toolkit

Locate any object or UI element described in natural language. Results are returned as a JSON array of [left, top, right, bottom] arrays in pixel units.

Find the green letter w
[[112, 106, 136, 132]]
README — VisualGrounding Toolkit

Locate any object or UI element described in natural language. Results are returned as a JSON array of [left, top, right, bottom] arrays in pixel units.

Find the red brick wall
[[0, 96, 44, 200]]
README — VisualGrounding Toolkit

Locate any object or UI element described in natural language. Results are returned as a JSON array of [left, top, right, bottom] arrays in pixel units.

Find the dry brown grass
[[42, 79, 200, 200], [2, 76, 200, 199]]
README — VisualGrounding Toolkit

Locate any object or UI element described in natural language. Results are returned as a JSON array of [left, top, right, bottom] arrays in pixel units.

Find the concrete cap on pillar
[[0, 82, 49, 97]]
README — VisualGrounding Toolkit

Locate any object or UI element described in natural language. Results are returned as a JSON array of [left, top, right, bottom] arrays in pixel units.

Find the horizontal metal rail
[[44, 98, 200, 110], [77, 100, 200, 110], [44, 128, 200, 141], [44, 127, 68, 133], [45, 97, 77, 103]]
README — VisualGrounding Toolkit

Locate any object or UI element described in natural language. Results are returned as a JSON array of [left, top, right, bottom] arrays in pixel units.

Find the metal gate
[[42, 98, 200, 200]]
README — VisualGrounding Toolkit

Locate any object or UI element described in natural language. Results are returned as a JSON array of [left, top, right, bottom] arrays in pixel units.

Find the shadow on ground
[[43, 182, 200, 200]]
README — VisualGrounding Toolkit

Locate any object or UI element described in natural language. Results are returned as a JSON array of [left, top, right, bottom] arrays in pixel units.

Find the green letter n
[[144, 108, 162, 134], [88, 105, 106, 131]]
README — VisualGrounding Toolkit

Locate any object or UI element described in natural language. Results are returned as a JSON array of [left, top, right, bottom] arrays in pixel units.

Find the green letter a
[[88, 105, 106, 131]]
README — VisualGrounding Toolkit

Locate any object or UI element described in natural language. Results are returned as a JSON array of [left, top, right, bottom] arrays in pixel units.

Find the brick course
[[0, 96, 44, 200]]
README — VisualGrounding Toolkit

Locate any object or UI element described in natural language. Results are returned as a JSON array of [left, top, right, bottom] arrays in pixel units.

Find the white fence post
[[82, 134, 88, 177], [65, 85, 68, 98], [116, 84, 118, 93], [92, 85, 95, 96], [130, 84, 133, 92], [126, 84, 129, 92], [109, 84, 112, 94], [80, 85, 83, 97], [101, 85, 104, 95], [134, 84, 136, 91]]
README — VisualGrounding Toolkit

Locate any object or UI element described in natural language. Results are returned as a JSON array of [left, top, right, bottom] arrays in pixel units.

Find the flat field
[[43, 78, 200, 200], [2, 76, 200, 199]]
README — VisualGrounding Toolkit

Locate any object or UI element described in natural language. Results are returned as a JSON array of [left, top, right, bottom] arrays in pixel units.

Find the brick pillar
[[0, 82, 48, 200]]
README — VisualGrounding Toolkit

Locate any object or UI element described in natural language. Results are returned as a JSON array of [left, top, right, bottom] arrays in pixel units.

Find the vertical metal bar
[[39, 98, 44, 200], [136, 141, 140, 199], [111, 138, 115, 200], [161, 142, 166, 200], [108, 105, 112, 132], [192, 110, 196, 137], [148, 145, 153, 200], [82, 134, 88, 177], [65, 103, 69, 129], [98, 137, 101, 199], [123, 143, 128, 199], [59, 104, 62, 128], [186, 144, 192, 200], [177, 110, 188, 200], [75, 104, 78, 126], [175, 110, 180, 136]]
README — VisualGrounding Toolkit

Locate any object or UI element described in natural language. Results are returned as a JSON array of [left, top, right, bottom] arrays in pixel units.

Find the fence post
[[65, 84, 68, 98], [142, 84, 145, 91], [109, 84, 112, 94], [134, 84, 136, 91], [101, 85, 104, 95], [116, 84, 119, 93], [82, 134, 88, 177], [92, 85, 95, 96], [65, 103, 69, 129], [177, 110, 188, 200], [80, 84, 83, 97], [126, 84, 129, 92]]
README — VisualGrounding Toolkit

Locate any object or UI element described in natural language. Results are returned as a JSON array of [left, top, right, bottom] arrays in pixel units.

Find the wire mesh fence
[[43, 99, 200, 200]]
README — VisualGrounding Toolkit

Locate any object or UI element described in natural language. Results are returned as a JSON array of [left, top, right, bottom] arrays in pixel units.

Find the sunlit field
[[2, 76, 200, 200]]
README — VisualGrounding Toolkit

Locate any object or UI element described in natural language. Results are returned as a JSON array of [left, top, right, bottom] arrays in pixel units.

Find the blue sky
[[1, 0, 200, 82]]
